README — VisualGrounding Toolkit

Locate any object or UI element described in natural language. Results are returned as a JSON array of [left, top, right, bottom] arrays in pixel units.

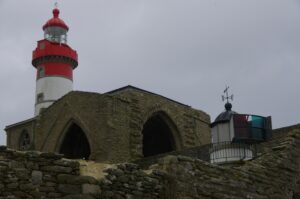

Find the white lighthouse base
[[35, 76, 73, 115], [210, 147, 254, 164]]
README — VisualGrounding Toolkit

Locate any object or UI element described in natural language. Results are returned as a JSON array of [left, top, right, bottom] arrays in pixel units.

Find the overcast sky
[[0, 0, 300, 145]]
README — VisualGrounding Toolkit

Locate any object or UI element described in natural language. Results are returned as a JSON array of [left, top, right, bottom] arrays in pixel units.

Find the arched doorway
[[59, 123, 91, 160], [142, 113, 176, 157], [19, 130, 31, 151]]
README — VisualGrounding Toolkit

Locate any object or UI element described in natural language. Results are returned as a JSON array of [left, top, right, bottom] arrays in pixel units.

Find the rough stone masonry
[[0, 127, 300, 198]]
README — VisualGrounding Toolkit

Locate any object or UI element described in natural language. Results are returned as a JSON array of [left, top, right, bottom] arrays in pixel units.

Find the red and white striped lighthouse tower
[[32, 6, 78, 115]]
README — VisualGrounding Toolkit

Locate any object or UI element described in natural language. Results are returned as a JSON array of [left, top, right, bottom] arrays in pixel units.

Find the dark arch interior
[[59, 124, 91, 160], [142, 115, 175, 157], [19, 130, 31, 151]]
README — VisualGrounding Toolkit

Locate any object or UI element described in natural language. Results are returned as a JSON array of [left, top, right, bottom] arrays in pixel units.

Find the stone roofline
[[5, 85, 211, 132], [106, 85, 191, 108], [4, 117, 36, 131]]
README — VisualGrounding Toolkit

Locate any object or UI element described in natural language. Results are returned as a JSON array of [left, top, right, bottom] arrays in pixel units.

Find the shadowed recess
[[59, 123, 90, 160], [142, 114, 175, 157]]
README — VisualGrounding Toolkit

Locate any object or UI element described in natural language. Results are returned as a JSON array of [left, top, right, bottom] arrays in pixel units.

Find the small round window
[[19, 130, 31, 150]]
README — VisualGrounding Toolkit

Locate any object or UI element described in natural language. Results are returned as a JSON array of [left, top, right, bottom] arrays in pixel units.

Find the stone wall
[[1, 127, 300, 199], [134, 144, 210, 169], [0, 146, 164, 199], [0, 146, 99, 199], [5, 119, 36, 151], [272, 123, 300, 139], [100, 164, 164, 198], [156, 128, 300, 199], [109, 88, 211, 160]]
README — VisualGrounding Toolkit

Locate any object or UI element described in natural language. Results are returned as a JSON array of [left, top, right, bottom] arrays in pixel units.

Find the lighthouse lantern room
[[209, 87, 272, 164], [32, 6, 78, 115]]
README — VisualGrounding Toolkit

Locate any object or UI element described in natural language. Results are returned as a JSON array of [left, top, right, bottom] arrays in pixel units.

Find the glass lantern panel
[[44, 26, 68, 44]]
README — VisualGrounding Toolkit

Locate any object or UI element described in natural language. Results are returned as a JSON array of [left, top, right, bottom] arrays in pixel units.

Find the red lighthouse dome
[[43, 8, 69, 31]]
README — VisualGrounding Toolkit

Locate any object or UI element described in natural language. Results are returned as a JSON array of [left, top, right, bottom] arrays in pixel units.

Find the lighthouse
[[210, 87, 272, 164], [32, 7, 78, 116]]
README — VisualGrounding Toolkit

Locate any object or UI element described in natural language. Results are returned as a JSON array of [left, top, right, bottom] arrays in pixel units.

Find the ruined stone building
[[5, 86, 211, 163]]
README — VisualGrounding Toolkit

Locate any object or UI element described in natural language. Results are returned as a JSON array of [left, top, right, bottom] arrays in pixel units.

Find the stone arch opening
[[59, 123, 91, 160], [142, 112, 177, 157], [19, 130, 31, 151]]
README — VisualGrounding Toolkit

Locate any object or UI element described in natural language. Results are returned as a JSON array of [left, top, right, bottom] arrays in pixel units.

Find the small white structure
[[210, 102, 271, 164]]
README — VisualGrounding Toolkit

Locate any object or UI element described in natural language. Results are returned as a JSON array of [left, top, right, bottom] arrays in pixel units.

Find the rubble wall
[[1, 128, 300, 199]]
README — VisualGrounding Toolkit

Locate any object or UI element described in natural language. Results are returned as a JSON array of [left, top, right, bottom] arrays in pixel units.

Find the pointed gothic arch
[[58, 122, 91, 160], [19, 130, 31, 151], [142, 111, 181, 157]]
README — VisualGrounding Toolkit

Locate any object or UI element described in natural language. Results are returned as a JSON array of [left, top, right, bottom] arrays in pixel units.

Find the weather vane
[[222, 86, 233, 103], [54, 2, 58, 8]]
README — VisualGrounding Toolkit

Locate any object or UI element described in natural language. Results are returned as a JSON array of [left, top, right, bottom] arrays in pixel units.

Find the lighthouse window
[[37, 93, 44, 103], [38, 67, 45, 78], [44, 26, 68, 44], [19, 130, 31, 150]]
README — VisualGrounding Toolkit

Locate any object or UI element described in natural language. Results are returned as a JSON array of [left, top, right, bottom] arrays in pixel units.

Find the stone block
[[12, 191, 30, 198], [19, 183, 36, 191], [43, 174, 56, 182], [47, 192, 62, 198], [7, 182, 18, 189], [54, 159, 80, 168], [26, 161, 38, 170], [9, 160, 25, 169], [31, 170, 43, 185], [111, 168, 124, 176], [41, 165, 72, 173], [40, 152, 64, 159], [63, 194, 95, 199], [82, 184, 101, 195], [15, 168, 30, 180], [31, 191, 46, 198], [57, 174, 98, 184], [58, 184, 81, 194], [39, 186, 56, 192]]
